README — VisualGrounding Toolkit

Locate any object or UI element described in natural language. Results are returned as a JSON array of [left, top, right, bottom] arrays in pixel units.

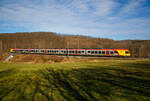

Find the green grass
[[0, 60, 150, 101]]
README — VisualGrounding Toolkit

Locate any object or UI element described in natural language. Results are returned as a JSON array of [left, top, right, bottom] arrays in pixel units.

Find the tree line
[[0, 32, 150, 57]]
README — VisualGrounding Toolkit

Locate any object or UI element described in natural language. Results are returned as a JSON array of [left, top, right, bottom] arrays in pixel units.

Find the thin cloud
[[0, 0, 150, 40]]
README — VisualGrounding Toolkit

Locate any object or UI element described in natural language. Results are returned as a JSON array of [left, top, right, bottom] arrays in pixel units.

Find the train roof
[[10, 48, 129, 50]]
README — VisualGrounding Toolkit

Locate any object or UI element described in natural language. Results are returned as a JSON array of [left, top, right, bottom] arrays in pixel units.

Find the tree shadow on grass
[[34, 64, 150, 101], [0, 62, 150, 101], [0, 68, 17, 78]]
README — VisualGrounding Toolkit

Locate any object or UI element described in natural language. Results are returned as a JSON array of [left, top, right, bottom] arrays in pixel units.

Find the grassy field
[[0, 60, 150, 101]]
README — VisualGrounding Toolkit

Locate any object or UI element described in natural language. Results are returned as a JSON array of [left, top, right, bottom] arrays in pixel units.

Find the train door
[[75, 49, 78, 55], [45, 49, 47, 54], [106, 50, 109, 56]]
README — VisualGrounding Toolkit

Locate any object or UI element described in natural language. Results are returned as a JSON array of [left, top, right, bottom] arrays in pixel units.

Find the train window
[[102, 51, 105, 54], [79, 51, 81, 53], [82, 51, 84, 53], [114, 51, 118, 53], [88, 51, 91, 53], [78, 51, 81, 54], [125, 51, 129, 54], [98, 51, 101, 54], [70, 51, 74, 53], [91, 51, 94, 54], [110, 51, 114, 54], [95, 51, 98, 54]]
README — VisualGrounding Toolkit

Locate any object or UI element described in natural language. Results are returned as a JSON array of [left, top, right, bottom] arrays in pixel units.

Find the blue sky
[[0, 0, 150, 40]]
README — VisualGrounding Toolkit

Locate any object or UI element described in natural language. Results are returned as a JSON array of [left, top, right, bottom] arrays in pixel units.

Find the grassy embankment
[[0, 60, 150, 101]]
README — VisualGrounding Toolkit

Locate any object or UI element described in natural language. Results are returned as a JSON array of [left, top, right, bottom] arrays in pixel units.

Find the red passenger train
[[10, 48, 131, 57]]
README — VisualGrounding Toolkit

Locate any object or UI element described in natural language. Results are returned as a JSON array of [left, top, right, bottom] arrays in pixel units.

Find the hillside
[[0, 32, 150, 57]]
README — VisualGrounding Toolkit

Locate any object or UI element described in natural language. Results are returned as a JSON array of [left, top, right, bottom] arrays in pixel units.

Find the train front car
[[114, 49, 131, 57]]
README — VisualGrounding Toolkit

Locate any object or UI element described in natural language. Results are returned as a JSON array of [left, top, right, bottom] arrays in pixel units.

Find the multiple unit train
[[10, 48, 131, 57]]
